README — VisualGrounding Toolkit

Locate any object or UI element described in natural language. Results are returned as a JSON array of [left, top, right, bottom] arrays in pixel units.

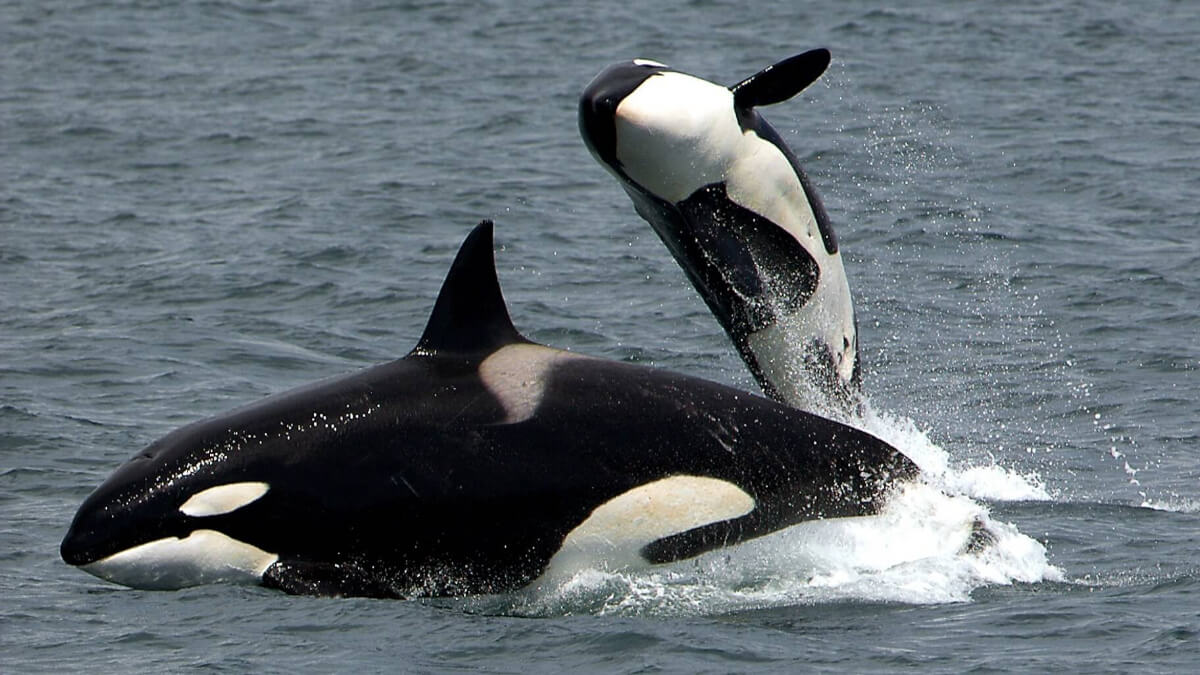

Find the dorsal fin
[[729, 48, 831, 109], [412, 220, 528, 357]]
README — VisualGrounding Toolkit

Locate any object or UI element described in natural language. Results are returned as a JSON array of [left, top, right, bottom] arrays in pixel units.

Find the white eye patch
[[633, 58, 667, 68], [179, 482, 270, 517]]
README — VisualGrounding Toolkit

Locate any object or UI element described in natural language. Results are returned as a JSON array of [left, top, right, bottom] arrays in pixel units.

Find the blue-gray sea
[[2, 1, 1197, 672]]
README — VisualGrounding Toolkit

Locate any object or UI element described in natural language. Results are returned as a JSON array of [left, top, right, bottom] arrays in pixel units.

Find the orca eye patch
[[179, 482, 270, 517], [633, 59, 667, 68]]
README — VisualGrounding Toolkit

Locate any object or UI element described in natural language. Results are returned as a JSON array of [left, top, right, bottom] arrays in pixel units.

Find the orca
[[61, 221, 917, 598], [580, 49, 859, 412]]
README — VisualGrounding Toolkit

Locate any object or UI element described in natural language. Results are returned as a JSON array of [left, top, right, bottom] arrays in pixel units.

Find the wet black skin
[[62, 222, 915, 598]]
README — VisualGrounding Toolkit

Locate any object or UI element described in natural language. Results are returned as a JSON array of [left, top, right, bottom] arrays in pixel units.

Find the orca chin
[[78, 531, 278, 590], [580, 49, 862, 413], [62, 221, 918, 598]]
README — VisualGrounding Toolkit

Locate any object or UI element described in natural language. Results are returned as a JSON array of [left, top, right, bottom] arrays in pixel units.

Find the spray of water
[[478, 399, 1063, 618]]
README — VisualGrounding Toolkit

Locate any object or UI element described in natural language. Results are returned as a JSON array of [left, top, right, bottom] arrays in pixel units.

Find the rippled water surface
[[3, 1, 1198, 672]]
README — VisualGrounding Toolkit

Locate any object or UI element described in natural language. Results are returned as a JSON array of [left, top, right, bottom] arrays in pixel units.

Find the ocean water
[[2, 0, 1197, 672]]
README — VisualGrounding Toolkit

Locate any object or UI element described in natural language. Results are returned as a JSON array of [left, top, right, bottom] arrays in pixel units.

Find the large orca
[[60, 222, 917, 598], [580, 49, 858, 412]]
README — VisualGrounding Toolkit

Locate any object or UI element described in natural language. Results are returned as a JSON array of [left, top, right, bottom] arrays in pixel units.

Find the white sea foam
[[854, 403, 1053, 502], [513, 401, 1062, 616], [1139, 497, 1200, 514]]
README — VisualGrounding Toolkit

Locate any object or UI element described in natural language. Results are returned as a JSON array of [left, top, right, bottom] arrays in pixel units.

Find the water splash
[[481, 405, 1062, 618], [853, 402, 1052, 502], [503, 488, 1060, 617]]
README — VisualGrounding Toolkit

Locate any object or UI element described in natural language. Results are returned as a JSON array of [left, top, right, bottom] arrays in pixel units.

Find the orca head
[[61, 221, 531, 591], [60, 421, 281, 589], [578, 58, 670, 177], [578, 49, 831, 203]]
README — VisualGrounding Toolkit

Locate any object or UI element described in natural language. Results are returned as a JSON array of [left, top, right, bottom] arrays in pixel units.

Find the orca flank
[[580, 49, 861, 412], [62, 221, 918, 598]]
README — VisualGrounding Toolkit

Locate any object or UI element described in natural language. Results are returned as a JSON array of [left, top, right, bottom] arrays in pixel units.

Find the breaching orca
[[61, 222, 917, 598], [580, 49, 858, 412]]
